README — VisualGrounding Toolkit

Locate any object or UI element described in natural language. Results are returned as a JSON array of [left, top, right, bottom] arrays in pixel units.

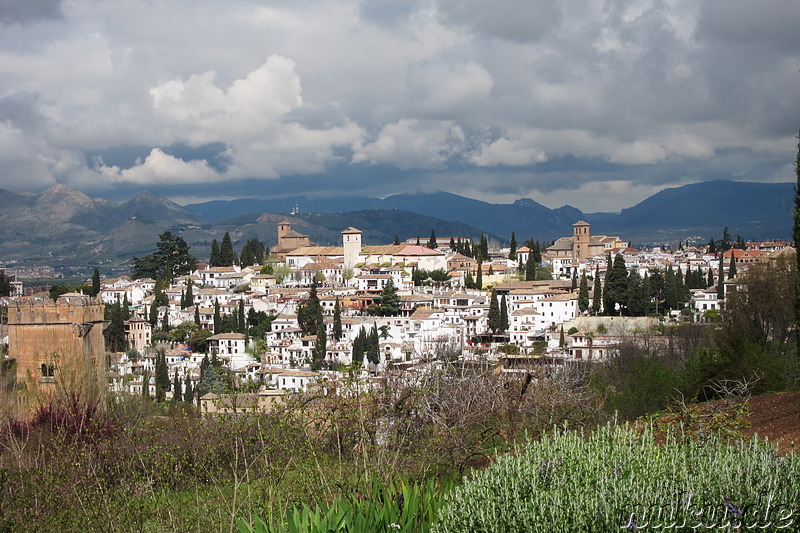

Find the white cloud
[[353, 119, 465, 169], [93, 148, 220, 185]]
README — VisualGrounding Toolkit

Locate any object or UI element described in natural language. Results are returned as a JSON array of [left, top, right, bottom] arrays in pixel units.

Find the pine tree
[[332, 298, 343, 341], [92, 267, 100, 297], [210, 239, 221, 266], [488, 289, 501, 333], [728, 254, 737, 279], [500, 294, 509, 332], [297, 284, 322, 335], [378, 279, 401, 316], [578, 273, 589, 313], [508, 232, 517, 260]]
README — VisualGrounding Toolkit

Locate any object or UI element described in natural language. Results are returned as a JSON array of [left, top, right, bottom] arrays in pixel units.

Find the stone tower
[[277, 220, 292, 248], [342, 227, 362, 273], [5, 294, 107, 415]]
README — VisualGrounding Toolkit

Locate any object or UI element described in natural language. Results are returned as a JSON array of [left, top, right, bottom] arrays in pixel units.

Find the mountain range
[[0, 180, 793, 277]]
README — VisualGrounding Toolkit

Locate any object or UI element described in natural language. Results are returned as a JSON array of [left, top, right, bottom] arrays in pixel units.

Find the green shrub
[[239, 477, 452, 533], [435, 424, 800, 532]]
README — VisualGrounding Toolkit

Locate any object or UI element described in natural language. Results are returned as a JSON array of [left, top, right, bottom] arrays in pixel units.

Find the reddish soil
[[743, 391, 800, 455]]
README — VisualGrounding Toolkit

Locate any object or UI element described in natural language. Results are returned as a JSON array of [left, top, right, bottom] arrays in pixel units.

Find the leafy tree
[[578, 273, 589, 313], [378, 279, 401, 316], [219, 232, 237, 266], [508, 232, 517, 260], [131, 230, 197, 282], [91, 267, 100, 297], [333, 298, 342, 341]]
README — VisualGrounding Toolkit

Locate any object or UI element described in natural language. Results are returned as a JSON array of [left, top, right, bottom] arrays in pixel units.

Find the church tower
[[342, 227, 362, 273], [573, 220, 591, 261]]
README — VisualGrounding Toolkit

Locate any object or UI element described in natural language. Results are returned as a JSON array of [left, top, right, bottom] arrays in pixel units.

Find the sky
[[0, 0, 798, 213]]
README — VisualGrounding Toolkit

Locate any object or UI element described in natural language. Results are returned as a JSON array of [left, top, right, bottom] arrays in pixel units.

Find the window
[[40, 363, 55, 382]]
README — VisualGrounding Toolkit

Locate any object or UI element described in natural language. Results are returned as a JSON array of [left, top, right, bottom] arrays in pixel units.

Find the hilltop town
[[0, 220, 792, 415]]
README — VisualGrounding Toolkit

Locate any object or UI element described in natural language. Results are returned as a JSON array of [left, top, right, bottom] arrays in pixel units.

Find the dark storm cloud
[[436, 0, 562, 42], [0, 0, 62, 24]]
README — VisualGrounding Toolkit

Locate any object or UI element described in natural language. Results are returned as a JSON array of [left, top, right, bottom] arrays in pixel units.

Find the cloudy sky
[[0, 0, 798, 213]]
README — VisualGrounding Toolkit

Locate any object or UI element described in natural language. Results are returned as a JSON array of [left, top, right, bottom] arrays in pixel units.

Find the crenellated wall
[[6, 295, 107, 415]]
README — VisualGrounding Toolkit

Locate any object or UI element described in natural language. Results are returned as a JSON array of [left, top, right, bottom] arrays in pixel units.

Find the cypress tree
[[525, 251, 536, 281], [427, 230, 438, 249], [184, 378, 194, 404], [591, 266, 602, 315], [476, 260, 483, 289], [367, 323, 380, 366], [500, 294, 509, 332], [220, 232, 237, 266], [121, 293, 131, 320], [488, 288, 501, 333], [394, 234, 401, 246], [333, 298, 342, 341], [627, 270, 647, 316], [312, 320, 327, 370], [172, 374, 181, 403], [571, 270, 577, 291], [213, 298, 221, 333], [185, 280, 194, 307], [352, 326, 365, 367], [728, 254, 737, 279], [194, 305, 201, 327], [180, 288, 186, 309], [559, 325, 565, 348], [642, 273, 652, 315], [664, 266, 678, 310], [210, 239, 221, 267], [155, 350, 170, 402], [238, 299, 246, 334], [707, 267, 714, 289], [161, 306, 170, 331], [509, 232, 517, 260], [92, 267, 100, 297], [578, 273, 589, 313], [479, 234, 489, 261], [717, 253, 725, 300], [449, 236, 456, 251], [149, 298, 158, 328]]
